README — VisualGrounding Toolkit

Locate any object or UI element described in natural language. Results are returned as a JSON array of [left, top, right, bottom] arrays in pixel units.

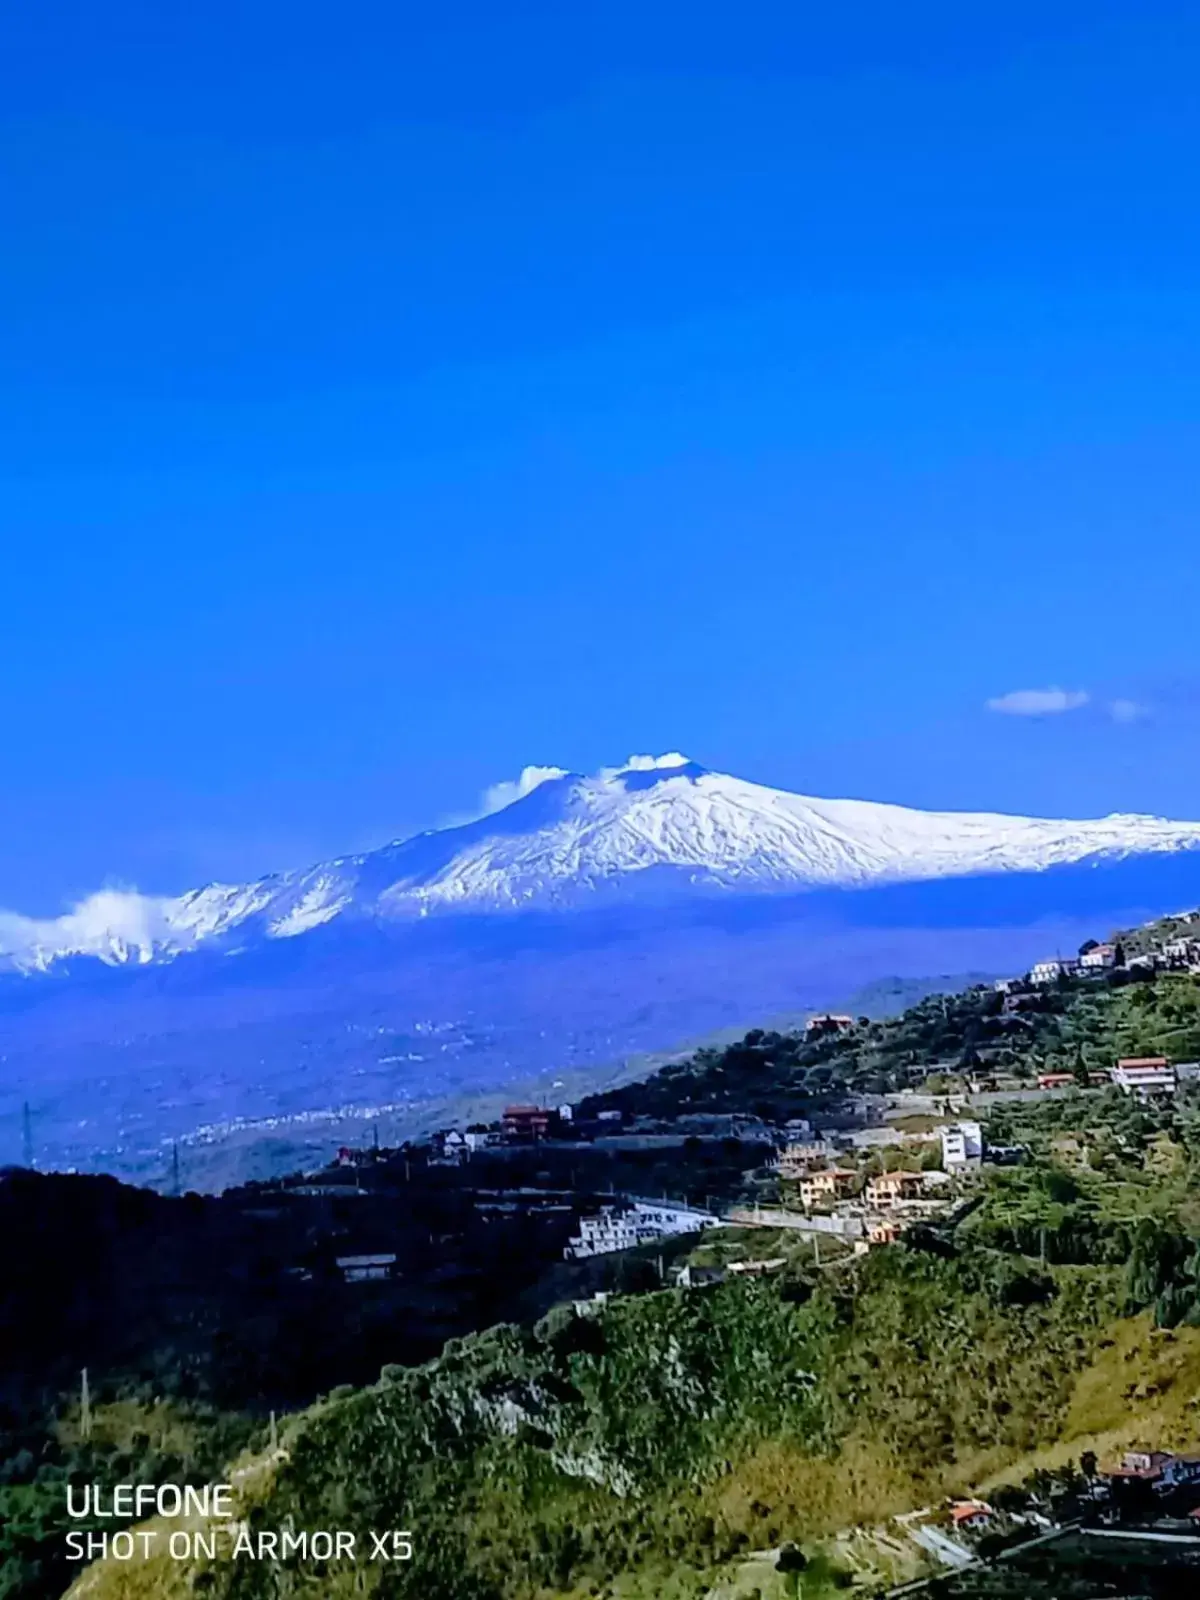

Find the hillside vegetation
[[578, 947, 1200, 1123], [67, 1241, 1124, 1600], [40, 913, 1200, 1599]]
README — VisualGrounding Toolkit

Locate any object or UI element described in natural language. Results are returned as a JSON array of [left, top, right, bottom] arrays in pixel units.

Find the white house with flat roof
[[1112, 1057, 1176, 1098], [1030, 959, 1077, 985], [941, 1120, 984, 1168]]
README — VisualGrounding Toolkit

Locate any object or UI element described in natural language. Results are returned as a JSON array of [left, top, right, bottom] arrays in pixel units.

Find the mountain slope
[[4, 753, 1200, 974]]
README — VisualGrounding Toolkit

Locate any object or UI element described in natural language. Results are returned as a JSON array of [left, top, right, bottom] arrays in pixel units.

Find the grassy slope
[[66, 1247, 1129, 1600]]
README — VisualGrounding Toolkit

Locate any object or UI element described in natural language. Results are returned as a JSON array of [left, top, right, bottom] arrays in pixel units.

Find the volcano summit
[[4, 753, 1200, 974]]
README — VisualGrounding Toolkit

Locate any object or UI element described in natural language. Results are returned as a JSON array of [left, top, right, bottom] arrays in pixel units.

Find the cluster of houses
[[1032, 1055, 1182, 1100], [1024, 919, 1200, 989], [427, 1101, 623, 1163], [1102, 1446, 1200, 1496], [765, 1118, 985, 1246], [928, 1445, 1200, 1553]]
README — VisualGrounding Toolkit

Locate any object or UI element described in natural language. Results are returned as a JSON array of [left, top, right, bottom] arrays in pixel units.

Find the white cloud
[[0, 887, 181, 968], [459, 754, 695, 824], [598, 752, 693, 779], [1109, 698, 1149, 724], [986, 687, 1090, 717], [479, 764, 569, 816]]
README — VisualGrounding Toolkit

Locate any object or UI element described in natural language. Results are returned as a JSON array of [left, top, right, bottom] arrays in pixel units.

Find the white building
[[941, 1120, 984, 1168], [627, 1199, 720, 1242], [1029, 959, 1077, 986], [1079, 943, 1117, 971], [335, 1253, 397, 1283], [564, 1208, 639, 1258], [564, 1200, 718, 1259], [1112, 1057, 1176, 1098]]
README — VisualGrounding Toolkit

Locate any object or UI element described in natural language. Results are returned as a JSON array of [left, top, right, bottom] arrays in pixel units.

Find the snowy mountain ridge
[[5, 752, 1200, 975]]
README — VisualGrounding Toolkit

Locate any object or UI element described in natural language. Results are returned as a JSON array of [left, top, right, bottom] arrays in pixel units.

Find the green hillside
[[576, 937, 1200, 1122], [31, 913, 1200, 1600], [65, 1242, 1125, 1600], [66, 1067, 1200, 1600]]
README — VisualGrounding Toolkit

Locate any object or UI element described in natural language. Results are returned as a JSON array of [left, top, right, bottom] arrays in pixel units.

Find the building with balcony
[[1112, 1056, 1176, 1098]]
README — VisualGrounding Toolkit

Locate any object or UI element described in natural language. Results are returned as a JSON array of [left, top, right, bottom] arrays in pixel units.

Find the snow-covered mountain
[[5, 752, 1200, 975]]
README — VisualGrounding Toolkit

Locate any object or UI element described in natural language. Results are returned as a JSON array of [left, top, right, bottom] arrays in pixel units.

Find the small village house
[[775, 1139, 836, 1178], [949, 1501, 994, 1531], [1079, 942, 1118, 971], [798, 1168, 856, 1210], [941, 1120, 984, 1168], [804, 1013, 855, 1039], [1036, 1071, 1078, 1091], [1112, 1056, 1176, 1098], [1029, 958, 1078, 985], [865, 1170, 928, 1209], [335, 1252, 397, 1283], [502, 1104, 553, 1142], [565, 1199, 717, 1259], [1104, 1448, 1173, 1485], [726, 1256, 787, 1277]]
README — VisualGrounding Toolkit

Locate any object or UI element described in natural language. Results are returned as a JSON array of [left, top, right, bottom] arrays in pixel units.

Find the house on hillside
[[502, 1105, 552, 1143], [335, 1252, 397, 1283], [865, 1170, 928, 1209], [1080, 943, 1118, 972], [1112, 1057, 1176, 1099], [798, 1168, 856, 1210], [564, 1207, 639, 1258], [1105, 1448, 1173, 1486], [776, 1139, 837, 1178], [726, 1256, 786, 1277], [941, 1121, 984, 1168], [565, 1199, 718, 1260], [1036, 1072, 1078, 1091], [1030, 958, 1078, 985], [1100, 1447, 1200, 1490], [949, 1501, 994, 1532], [804, 1013, 855, 1040]]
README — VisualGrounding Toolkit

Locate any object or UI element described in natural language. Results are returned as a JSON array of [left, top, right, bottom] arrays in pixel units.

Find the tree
[[776, 1543, 809, 1597]]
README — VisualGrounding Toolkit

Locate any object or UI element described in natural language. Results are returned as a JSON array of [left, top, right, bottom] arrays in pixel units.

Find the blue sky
[[2, 1, 1199, 910]]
